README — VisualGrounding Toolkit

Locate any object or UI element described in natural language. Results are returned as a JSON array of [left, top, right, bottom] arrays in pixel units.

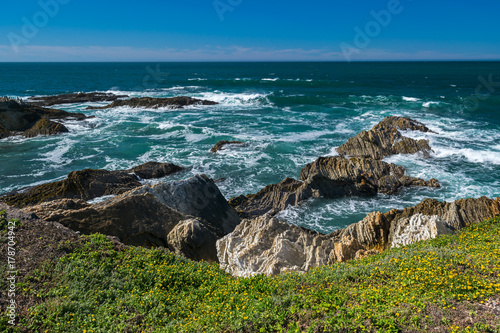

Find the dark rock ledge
[[0, 97, 88, 139], [87, 96, 218, 110]]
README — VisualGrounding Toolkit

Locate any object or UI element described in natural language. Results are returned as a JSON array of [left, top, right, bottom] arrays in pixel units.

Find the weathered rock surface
[[1, 162, 184, 208], [26, 193, 188, 248], [336, 116, 435, 159], [217, 196, 500, 276], [230, 156, 439, 217], [210, 140, 245, 153], [22, 118, 69, 137], [130, 175, 239, 235], [25, 175, 239, 262], [390, 214, 454, 248], [87, 96, 218, 110], [28, 92, 128, 107], [167, 219, 220, 263]]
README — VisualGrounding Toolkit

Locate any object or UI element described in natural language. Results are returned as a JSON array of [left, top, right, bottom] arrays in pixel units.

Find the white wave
[[261, 78, 279, 81], [433, 147, 500, 165], [422, 101, 440, 108], [188, 78, 207, 81], [402, 96, 420, 102], [87, 194, 115, 204], [197, 91, 271, 108]]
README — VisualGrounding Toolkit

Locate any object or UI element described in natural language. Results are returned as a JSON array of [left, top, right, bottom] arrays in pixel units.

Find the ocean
[[1, 62, 499, 233]]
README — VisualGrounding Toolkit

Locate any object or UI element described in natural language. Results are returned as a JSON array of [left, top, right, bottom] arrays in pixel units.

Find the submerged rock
[[0, 97, 87, 139], [25, 175, 239, 263], [1, 162, 184, 208], [336, 116, 435, 159], [210, 140, 245, 153], [217, 196, 500, 277], [230, 156, 439, 217], [28, 92, 128, 107], [87, 96, 218, 110]]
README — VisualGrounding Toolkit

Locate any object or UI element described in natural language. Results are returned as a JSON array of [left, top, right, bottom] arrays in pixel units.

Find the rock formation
[[210, 140, 245, 153], [0, 97, 86, 139], [28, 92, 128, 107], [22, 118, 69, 137], [24, 175, 239, 263], [217, 196, 500, 277], [1, 162, 184, 208], [87, 96, 218, 110], [336, 116, 435, 159], [229, 156, 439, 217]]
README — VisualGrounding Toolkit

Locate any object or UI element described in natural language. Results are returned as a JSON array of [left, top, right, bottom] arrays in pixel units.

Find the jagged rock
[[1, 162, 184, 208], [336, 116, 435, 159], [218, 196, 500, 277], [230, 157, 439, 217], [28, 92, 128, 107], [390, 214, 454, 248], [217, 215, 336, 277], [87, 96, 218, 110], [210, 140, 245, 153], [0, 98, 86, 139], [22, 119, 68, 137], [130, 175, 239, 235], [167, 219, 220, 263], [25, 174, 240, 262]]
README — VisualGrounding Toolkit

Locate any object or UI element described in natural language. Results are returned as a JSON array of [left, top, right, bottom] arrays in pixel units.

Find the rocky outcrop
[[0, 97, 86, 139], [210, 140, 245, 153], [28, 92, 128, 107], [87, 96, 218, 110], [25, 175, 239, 263], [217, 196, 500, 276], [22, 118, 69, 137], [130, 175, 239, 235], [229, 157, 439, 217], [1, 162, 184, 208], [336, 116, 435, 159]]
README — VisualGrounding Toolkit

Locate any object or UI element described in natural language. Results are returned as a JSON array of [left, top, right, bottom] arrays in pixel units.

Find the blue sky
[[0, 0, 499, 61]]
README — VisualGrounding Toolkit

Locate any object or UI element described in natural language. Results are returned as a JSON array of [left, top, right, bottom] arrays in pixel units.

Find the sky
[[0, 0, 499, 62]]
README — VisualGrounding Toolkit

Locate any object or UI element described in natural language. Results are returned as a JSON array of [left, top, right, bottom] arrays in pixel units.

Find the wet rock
[[28, 92, 128, 107], [210, 140, 245, 152], [22, 118, 68, 137], [218, 196, 500, 276], [230, 157, 439, 217], [1, 162, 184, 208], [87, 96, 218, 110], [336, 116, 435, 159], [128, 161, 184, 179], [0, 97, 86, 139]]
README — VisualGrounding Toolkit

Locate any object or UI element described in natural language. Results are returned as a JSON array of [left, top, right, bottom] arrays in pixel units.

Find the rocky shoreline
[[1, 103, 499, 277]]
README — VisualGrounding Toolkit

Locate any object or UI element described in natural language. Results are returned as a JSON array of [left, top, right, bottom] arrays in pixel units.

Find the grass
[[1, 215, 500, 332]]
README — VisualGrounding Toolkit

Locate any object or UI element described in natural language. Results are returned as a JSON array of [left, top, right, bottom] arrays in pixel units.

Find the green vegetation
[[2, 216, 500, 332]]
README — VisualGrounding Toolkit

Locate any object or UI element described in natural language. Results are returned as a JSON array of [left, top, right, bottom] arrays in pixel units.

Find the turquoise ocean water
[[1, 62, 499, 233]]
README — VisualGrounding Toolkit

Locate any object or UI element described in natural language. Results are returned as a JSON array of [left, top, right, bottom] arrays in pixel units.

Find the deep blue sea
[[1, 62, 499, 233]]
